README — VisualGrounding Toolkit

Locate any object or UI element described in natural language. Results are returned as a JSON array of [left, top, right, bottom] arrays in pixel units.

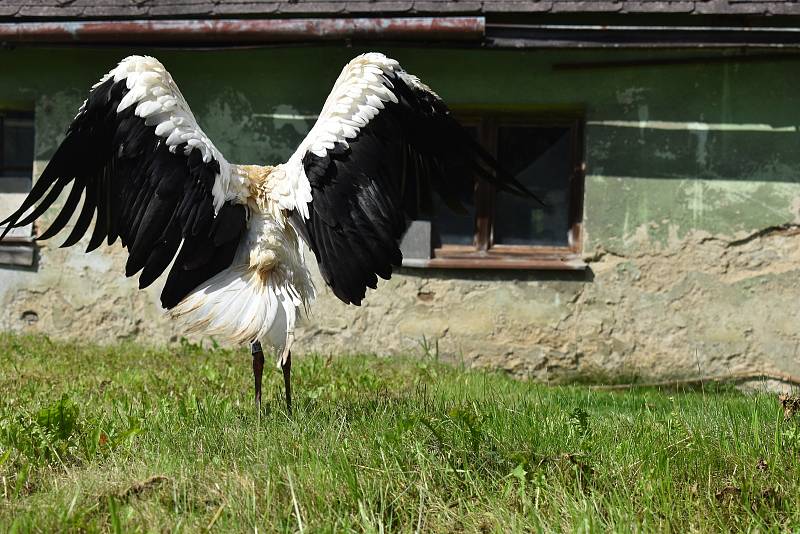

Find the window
[[400, 111, 585, 270], [0, 110, 36, 266]]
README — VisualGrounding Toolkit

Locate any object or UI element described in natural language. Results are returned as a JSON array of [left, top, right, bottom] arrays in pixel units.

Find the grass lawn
[[0, 333, 798, 532]]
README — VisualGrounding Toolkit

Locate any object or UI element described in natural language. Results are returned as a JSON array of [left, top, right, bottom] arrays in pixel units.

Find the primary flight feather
[[0, 53, 538, 410]]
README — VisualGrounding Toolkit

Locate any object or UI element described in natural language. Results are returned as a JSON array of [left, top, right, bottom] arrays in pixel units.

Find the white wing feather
[[91, 55, 250, 212], [273, 53, 405, 220]]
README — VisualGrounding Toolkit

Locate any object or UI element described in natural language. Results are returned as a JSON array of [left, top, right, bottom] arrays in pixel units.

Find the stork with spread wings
[[0, 53, 539, 412]]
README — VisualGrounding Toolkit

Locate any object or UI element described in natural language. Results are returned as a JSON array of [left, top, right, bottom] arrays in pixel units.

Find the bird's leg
[[251, 341, 265, 414], [281, 350, 292, 416]]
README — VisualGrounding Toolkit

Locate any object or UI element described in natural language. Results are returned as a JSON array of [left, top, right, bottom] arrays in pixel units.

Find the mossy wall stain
[[1, 46, 798, 384]]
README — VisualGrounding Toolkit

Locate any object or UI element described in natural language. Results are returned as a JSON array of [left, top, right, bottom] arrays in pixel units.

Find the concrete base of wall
[[3, 223, 798, 390]]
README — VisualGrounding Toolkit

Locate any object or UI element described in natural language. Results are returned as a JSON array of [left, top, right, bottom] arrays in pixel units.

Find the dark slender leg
[[251, 341, 265, 413], [281, 350, 292, 416]]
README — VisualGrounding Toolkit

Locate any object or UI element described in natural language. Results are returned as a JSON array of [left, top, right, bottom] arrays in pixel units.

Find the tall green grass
[[0, 333, 798, 532]]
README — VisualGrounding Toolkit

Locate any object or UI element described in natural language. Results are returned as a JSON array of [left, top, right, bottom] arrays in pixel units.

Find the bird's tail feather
[[170, 265, 300, 365]]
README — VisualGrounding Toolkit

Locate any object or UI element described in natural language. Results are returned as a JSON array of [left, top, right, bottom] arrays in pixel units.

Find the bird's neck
[[238, 164, 273, 194], [236, 164, 281, 214]]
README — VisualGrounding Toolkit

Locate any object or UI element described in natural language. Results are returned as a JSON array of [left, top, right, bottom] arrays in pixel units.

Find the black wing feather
[[37, 181, 84, 241], [299, 69, 539, 305], [0, 76, 247, 309]]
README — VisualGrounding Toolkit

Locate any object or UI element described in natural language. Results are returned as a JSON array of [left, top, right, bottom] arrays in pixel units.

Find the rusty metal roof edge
[[0, 16, 486, 44]]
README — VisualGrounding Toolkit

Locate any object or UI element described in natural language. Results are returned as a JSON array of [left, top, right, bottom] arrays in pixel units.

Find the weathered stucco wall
[[1, 46, 798, 383]]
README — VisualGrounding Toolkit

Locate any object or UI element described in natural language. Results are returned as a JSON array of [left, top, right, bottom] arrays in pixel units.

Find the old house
[[1, 0, 798, 383]]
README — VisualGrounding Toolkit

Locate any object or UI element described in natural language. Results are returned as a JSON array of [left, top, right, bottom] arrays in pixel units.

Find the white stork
[[0, 53, 537, 413]]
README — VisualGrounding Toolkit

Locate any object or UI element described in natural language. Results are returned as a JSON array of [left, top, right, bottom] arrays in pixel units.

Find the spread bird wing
[[282, 52, 540, 305], [0, 56, 250, 309]]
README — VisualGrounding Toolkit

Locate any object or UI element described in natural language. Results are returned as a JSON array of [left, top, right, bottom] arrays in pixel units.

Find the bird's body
[[1, 52, 537, 409], [170, 162, 314, 364]]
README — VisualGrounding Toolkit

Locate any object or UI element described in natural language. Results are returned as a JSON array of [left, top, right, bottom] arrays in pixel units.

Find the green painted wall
[[3, 46, 798, 252]]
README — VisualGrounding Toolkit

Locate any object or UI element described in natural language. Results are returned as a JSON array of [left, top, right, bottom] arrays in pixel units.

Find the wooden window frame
[[414, 109, 586, 270]]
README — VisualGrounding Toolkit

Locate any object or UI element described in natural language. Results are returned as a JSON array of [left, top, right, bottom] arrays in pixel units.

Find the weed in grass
[[779, 393, 800, 421]]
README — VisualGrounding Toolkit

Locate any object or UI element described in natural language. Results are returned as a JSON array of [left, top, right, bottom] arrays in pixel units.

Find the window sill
[[402, 251, 587, 270], [0, 241, 36, 267]]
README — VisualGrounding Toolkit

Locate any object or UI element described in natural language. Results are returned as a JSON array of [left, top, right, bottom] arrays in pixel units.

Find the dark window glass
[[431, 125, 478, 247], [430, 183, 476, 247], [1, 113, 34, 180], [493, 126, 572, 246]]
